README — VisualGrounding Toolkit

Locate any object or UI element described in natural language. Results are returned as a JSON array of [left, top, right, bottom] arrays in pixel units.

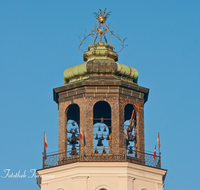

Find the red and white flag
[[80, 132, 86, 146], [154, 145, 156, 161], [157, 132, 161, 148], [80, 133, 83, 140], [44, 132, 48, 149]]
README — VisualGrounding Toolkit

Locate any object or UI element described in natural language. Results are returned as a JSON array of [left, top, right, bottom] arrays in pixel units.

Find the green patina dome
[[64, 41, 138, 84]]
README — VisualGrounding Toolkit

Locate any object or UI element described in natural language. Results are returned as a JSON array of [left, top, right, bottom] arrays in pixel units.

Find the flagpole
[[43, 132, 45, 168], [44, 132, 45, 156], [158, 132, 161, 167], [154, 145, 156, 166], [158, 132, 160, 156]]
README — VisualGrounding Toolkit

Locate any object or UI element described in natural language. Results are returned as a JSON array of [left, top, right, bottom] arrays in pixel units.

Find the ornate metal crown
[[78, 9, 126, 55]]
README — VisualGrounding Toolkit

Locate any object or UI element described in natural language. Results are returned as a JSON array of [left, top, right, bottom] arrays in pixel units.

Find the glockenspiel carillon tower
[[37, 9, 167, 190]]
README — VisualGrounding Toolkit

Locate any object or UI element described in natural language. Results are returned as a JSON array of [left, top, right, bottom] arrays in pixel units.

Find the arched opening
[[124, 104, 137, 156], [67, 104, 80, 123], [66, 104, 80, 156], [95, 184, 112, 190], [93, 101, 111, 154]]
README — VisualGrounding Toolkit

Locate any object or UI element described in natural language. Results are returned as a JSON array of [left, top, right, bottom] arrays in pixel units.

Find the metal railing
[[43, 148, 160, 169]]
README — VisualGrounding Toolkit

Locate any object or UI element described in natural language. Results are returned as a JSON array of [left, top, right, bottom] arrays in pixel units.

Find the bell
[[71, 146, 78, 155], [75, 138, 78, 144], [72, 146, 76, 150], [94, 149, 98, 154], [71, 135, 75, 142], [98, 126, 101, 131], [70, 129, 73, 133], [129, 135, 133, 141], [103, 126, 106, 132], [74, 128, 78, 133], [131, 136, 136, 141], [72, 121, 75, 126], [71, 149, 78, 155], [102, 148, 106, 154], [101, 134, 104, 140], [97, 139, 103, 146], [106, 134, 109, 140], [95, 134, 98, 140], [128, 147, 133, 154]]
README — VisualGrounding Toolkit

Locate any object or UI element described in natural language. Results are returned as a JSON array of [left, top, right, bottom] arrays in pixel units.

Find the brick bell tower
[[37, 9, 167, 190]]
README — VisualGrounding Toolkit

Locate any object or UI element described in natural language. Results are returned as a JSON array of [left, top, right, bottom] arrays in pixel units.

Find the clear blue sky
[[0, 1, 200, 189]]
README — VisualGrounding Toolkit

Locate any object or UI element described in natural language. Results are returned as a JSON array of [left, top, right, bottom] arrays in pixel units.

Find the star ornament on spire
[[78, 9, 127, 56], [93, 9, 112, 24]]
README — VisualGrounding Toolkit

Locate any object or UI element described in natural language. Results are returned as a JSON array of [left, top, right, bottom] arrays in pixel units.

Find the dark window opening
[[93, 101, 111, 154], [124, 104, 136, 155], [66, 104, 80, 156]]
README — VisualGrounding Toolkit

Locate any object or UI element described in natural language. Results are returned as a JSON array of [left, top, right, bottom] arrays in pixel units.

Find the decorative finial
[[92, 9, 111, 42], [78, 9, 126, 56], [94, 9, 111, 24]]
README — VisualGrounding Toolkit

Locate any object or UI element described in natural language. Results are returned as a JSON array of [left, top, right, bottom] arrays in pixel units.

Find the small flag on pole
[[80, 131, 86, 146], [154, 145, 156, 161], [43, 132, 47, 161], [157, 132, 161, 148], [80, 133, 83, 140], [44, 132, 48, 149]]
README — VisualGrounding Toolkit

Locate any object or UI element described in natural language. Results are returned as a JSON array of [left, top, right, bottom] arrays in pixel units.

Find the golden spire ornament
[[78, 9, 126, 55]]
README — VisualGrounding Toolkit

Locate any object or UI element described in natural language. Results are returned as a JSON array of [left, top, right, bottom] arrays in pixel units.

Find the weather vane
[[78, 9, 126, 55]]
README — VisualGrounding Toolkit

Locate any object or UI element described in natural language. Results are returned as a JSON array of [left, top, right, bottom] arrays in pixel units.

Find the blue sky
[[0, 1, 200, 189]]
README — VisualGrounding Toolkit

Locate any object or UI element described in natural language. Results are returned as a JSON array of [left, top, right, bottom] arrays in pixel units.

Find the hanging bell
[[101, 134, 104, 140], [70, 129, 73, 133], [95, 133, 98, 140], [102, 148, 106, 154], [71, 135, 75, 142], [103, 126, 106, 132], [71, 147, 78, 155], [129, 135, 133, 142], [72, 121, 75, 126], [74, 128, 78, 133], [128, 147, 133, 154], [71, 151, 78, 155], [106, 134, 109, 140], [97, 138, 103, 146], [94, 149, 98, 154], [98, 126, 101, 131], [75, 138, 78, 144], [72, 146, 76, 151], [131, 136, 136, 142]]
